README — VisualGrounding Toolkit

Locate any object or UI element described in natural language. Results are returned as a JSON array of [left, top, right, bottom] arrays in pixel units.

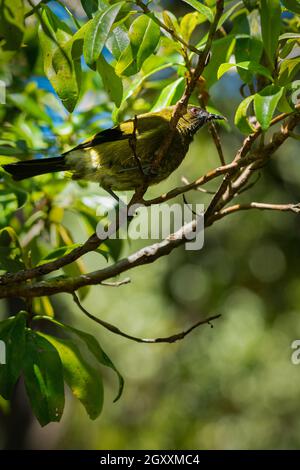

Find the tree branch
[[152, 0, 225, 170], [210, 202, 300, 223], [0, 220, 201, 298], [72, 292, 221, 344]]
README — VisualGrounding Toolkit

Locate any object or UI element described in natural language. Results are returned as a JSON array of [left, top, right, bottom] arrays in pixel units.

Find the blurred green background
[[0, 0, 300, 450]]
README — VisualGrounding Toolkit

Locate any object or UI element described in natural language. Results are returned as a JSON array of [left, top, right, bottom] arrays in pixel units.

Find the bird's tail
[[2, 156, 67, 181]]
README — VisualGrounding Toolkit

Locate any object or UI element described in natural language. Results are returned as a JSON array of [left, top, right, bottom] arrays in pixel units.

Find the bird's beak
[[208, 113, 226, 121]]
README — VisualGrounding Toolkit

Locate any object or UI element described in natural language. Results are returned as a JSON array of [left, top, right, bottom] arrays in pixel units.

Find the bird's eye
[[191, 107, 198, 114]]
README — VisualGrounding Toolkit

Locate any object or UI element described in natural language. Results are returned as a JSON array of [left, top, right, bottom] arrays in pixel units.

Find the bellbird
[[3, 106, 224, 192]]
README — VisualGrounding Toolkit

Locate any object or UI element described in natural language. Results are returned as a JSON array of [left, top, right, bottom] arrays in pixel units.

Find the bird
[[2, 106, 224, 195]]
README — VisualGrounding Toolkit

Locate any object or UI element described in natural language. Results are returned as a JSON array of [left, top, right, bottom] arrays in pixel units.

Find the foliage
[[0, 0, 299, 429]]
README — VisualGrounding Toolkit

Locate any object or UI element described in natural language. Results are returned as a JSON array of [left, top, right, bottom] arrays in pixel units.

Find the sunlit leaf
[[234, 95, 255, 134], [116, 15, 160, 76], [38, 7, 81, 112], [218, 1, 243, 28], [217, 61, 273, 81], [180, 12, 204, 43], [35, 317, 124, 402], [254, 85, 284, 130], [181, 0, 213, 22], [151, 77, 185, 111], [107, 25, 130, 60], [41, 334, 104, 420], [83, 2, 124, 69], [24, 330, 65, 426]]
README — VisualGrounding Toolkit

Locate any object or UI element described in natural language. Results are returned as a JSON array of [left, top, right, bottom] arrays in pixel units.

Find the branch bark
[[72, 292, 221, 344]]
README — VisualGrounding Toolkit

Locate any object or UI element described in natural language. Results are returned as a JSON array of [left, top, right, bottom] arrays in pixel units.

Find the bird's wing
[[63, 111, 172, 155], [63, 126, 130, 154]]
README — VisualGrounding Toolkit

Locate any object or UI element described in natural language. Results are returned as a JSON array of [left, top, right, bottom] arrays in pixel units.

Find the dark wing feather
[[63, 126, 128, 154]]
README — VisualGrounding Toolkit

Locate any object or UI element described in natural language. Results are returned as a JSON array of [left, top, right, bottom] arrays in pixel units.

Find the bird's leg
[[102, 186, 122, 204]]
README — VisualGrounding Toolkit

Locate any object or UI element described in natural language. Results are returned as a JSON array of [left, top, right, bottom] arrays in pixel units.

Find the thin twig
[[210, 202, 300, 223], [181, 176, 216, 194], [72, 292, 221, 344], [208, 121, 226, 166]]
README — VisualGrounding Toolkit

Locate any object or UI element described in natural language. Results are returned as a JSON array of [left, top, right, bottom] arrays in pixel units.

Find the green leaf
[[83, 2, 124, 69], [203, 35, 235, 87], [181, 0, 214, 22], [234, 95, 255, 134], [0, 147, 23, 157], [0, 311, 27, 399], [8, 94, 52, 125], [281, 0, 300, 14], [69, 328, 124, 402], [217, 61, 273, 81], [151, 77, 185, 111], [282, 80, 300, 111], [1, 179, 28, 209], [38, 7, 81, 112], [243, 0, 259, 10], [34, 317, 124, 402], [0, 227, 25, 272], [24, 330, 65, 426], [278, 58, 300, 86], [104, 238, 123, 262], [116, 15, 161, 77], [279, 39, 298, 59], [254, 85, 284, 130], [38, 243, 81, 264], [279, 33, 300, 41], [0, 0, 24, 52], [235, 36, 263, 83], [218, 1, 243, 28], [40, 334, 104, 420], [180, 12, 203, 43], [107, 26, 130, 60], [81, 0, 106, 18], [162, 10, 180, 34], [121, 61, 176, 105], [260, 0, 282, 64], [97, 55, 123, 107]]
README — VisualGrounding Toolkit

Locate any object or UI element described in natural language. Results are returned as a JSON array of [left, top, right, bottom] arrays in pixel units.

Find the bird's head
[[181, 105, 225, 135]]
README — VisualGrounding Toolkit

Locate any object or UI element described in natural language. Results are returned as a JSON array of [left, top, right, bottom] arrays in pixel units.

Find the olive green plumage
[[3, 106, 224, 191]]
